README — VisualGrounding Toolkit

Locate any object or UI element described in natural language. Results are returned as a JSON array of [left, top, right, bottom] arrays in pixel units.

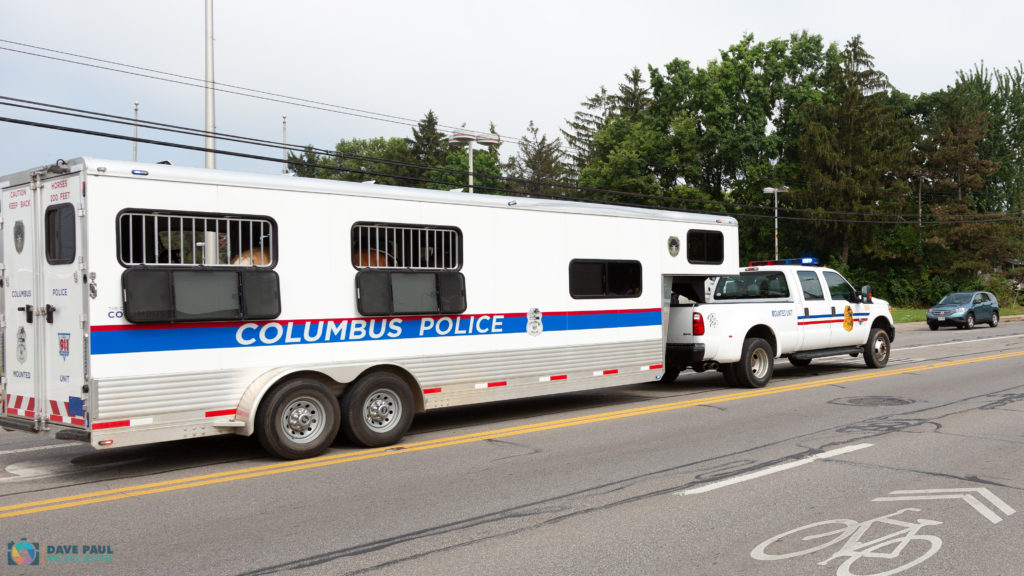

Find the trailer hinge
[[80, 314, 88, 328]]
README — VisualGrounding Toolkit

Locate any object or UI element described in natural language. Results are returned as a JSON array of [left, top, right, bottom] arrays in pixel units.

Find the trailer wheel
[[734, 337, 774, 388], [256, 378, 341, 460], [863, 327, 891, 369], [341, 372, 414, 447]]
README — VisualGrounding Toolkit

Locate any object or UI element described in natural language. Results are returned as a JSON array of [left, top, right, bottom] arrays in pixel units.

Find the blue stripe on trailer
[[90, 309, 663, 355]]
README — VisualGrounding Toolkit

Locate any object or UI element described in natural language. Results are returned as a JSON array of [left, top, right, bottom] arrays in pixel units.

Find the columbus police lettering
[[235, 315, 505, 346]]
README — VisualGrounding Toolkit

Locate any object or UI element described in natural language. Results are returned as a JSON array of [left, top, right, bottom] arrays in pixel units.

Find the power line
[[0, 39, 526, 146], [3, 114, 1020, 227]]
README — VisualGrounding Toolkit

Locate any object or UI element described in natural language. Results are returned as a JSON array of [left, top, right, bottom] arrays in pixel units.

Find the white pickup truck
[[665, 259, 895, 388]]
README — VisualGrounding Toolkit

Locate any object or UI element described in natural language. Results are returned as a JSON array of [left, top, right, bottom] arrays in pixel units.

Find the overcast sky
[[1, 0, 1022, 177]]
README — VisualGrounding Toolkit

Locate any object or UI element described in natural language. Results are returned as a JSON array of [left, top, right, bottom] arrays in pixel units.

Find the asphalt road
[[2, 319, 1022, 575]]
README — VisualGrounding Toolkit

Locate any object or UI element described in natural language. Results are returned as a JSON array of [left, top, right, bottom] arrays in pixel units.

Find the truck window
[[797, 270, 825, 300], [569, 260, 642, 299], [687, 230, 724, 264], [823, 270, 855, 301], [713, 271, 789, 300], [117, 210, 280, 324]]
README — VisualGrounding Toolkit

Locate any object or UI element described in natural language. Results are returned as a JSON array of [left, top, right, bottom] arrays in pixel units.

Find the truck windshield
[[714, 271, 790, 300]]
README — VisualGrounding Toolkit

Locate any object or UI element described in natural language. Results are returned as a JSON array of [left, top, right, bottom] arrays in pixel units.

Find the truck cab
[[666, 259, 895, 388]]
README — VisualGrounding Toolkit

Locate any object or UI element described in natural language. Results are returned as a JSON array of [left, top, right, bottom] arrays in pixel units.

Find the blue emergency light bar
[[747, 257, 819, 267]]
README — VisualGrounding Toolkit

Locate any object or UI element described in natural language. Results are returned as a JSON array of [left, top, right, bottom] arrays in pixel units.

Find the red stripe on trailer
[[601, 369, 618, 375], [423, 387, 442, 394], [550, 374, 567, 381], [205, 409, 237, 418], [487, 381, 507, 388], [92, 420, 131, 430]]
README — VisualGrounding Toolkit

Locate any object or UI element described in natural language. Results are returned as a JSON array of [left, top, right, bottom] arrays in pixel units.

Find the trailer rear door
[[2, 167, 88, 432]]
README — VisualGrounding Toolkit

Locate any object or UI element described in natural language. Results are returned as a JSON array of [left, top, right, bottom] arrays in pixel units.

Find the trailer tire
[[341, 372, 414, 447], [863, 327, 891, 369], [256, 378, 341, 460], [734, 337, 773, 388]]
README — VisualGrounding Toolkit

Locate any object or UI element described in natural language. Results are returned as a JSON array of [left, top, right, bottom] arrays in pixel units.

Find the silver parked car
[[926, 291, 999, 330]]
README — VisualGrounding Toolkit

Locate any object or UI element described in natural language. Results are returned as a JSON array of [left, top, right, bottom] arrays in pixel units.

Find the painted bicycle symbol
[[751, 508, 942, 576]]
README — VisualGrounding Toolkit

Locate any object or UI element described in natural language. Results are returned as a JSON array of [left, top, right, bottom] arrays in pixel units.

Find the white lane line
[[897, 333, 1024, 352], [0, 443, 77, 457], [678, 443, 873, 496]]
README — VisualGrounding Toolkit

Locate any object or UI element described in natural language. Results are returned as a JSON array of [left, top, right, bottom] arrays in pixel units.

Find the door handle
[[45, 304, 56, 324], [17, 304, 33, 323]]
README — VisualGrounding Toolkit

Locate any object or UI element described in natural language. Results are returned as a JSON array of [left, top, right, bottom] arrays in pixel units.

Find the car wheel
[[864, 327, 890, 369], [928, 322, 938, 331], [788, 357, 812, 367], [734, 337, 773, 388], [990, 311, 999, 328], [965, 313, 975, 330]]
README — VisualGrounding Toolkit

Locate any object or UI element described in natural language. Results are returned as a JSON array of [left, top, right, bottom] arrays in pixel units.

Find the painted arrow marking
[[873, 488, 1016, 524]]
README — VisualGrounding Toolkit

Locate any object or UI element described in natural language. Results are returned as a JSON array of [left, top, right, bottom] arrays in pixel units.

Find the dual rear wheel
[[256, 372, 414, 460]]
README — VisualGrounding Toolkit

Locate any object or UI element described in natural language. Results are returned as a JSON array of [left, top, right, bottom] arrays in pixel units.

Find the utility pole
[[204, 0, 216, 169], [132, 101, 139, 161], [282, 115, 288, 174]]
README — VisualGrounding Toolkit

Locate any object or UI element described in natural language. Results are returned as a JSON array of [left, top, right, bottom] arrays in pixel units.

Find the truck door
[[795, 270, 831, 349], [2, 169, 88, 432], [822, 269, 870, 347]]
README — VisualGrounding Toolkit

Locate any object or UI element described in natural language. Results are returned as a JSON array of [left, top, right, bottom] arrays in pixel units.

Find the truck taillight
[[692, 312, 705, 336]]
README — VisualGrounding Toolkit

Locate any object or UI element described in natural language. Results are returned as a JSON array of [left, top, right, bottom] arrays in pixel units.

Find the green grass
[[892, 303, 1024, 323]]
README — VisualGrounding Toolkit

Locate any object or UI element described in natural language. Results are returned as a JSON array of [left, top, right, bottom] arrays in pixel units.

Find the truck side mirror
[[860, 284, 873, 304]]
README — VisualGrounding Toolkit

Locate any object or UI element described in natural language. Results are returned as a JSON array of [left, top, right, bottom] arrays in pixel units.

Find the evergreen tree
[[505, 121, 569, 195], [794, 35, 914, 266]]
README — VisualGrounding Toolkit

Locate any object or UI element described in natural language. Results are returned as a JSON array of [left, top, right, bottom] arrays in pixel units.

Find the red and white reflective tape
[[474, 381, 508, 390], [92, 408, 237, 430], [539, 374, 568, 383], [48, 399, 86, 426], [640, 364, 664, 371], [5, 394, 36, 418], [593, 369, 619, 376]]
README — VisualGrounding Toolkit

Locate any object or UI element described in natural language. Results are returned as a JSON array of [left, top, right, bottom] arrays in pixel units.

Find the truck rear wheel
[[341, 371, 414, 447], [734, 337, 773, 388], [864, 327, 890, 368], [256, 378, 341, 460]]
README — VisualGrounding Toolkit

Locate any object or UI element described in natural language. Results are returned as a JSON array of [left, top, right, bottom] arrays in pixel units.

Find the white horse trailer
[[0, 158, 738, 458]]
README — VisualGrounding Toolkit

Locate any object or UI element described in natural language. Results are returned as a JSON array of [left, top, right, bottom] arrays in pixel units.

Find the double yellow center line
[[3, 350, 1022, 518]]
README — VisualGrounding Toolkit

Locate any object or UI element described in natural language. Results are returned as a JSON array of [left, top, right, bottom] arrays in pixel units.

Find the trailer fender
[[235, 363, 423, 437]]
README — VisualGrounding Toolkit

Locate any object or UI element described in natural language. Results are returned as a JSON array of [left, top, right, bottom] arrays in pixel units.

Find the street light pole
[[204, 0, 216, 169], [448, 132, 500, 193], [763, 186, 790, 260]]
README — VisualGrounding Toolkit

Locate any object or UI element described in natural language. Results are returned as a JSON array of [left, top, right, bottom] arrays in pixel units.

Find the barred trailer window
[[118, 211, 276, 267], [351, 222, 461, 270], [117, 210, 280, 324]]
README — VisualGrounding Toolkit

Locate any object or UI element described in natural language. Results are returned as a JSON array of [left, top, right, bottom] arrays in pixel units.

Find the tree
[[561, 87, 615, 181], [505, 121, 570, 196], [794, 35, 914, 266], [409, 110, 450, 185]]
